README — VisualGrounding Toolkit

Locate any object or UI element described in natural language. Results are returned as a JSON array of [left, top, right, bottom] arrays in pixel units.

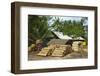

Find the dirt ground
[[28, 49, 88, 61]]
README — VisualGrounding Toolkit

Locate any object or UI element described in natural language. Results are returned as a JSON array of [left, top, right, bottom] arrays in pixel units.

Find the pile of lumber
[[51, 48, 65, 57], [60, 45, 72, 54], [37, 44, 72, 57], [51, 45, 72, 57], [72, 41, 81, 52], [37, 47, 54, 56]]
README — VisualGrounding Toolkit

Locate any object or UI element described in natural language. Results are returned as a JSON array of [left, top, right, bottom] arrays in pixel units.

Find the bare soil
[[28, 49, 88, 61]]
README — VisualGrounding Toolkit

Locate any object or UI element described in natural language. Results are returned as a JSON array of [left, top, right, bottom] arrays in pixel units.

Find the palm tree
[[28, 15, 52, 51], [51, 17, 63, 32]]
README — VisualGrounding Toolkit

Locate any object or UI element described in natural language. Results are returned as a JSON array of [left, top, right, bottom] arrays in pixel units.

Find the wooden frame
[[11, 2, 98, 74]]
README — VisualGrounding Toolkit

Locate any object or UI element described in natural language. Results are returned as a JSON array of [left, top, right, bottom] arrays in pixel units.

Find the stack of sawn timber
[[72, 41, 81, 52], [37, 44, 72, 57]]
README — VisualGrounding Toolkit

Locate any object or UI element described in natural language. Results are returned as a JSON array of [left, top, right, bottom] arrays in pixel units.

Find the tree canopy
[[28, 15, 52, 45], [50, 17, 85, 38], [28, 15, 87, 45]]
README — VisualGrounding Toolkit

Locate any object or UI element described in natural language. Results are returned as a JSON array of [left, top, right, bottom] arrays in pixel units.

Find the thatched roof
[[47, 39, 68, 45]]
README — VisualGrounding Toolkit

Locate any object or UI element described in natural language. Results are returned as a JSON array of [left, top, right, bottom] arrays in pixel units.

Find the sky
[[48, 16, 88, 26], [52, 16, 83, 21]]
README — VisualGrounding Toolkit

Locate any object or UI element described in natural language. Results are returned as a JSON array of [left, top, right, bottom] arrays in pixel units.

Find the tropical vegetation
[[28, 15, 87, 46]]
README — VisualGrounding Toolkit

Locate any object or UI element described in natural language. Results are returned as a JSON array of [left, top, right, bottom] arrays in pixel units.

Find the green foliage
[[51, 18, 85, 38], [63, 20, 85, 37], [28, 15, 87, 46], [51, 17, 63, 31], [28, 15, 52, 45]]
